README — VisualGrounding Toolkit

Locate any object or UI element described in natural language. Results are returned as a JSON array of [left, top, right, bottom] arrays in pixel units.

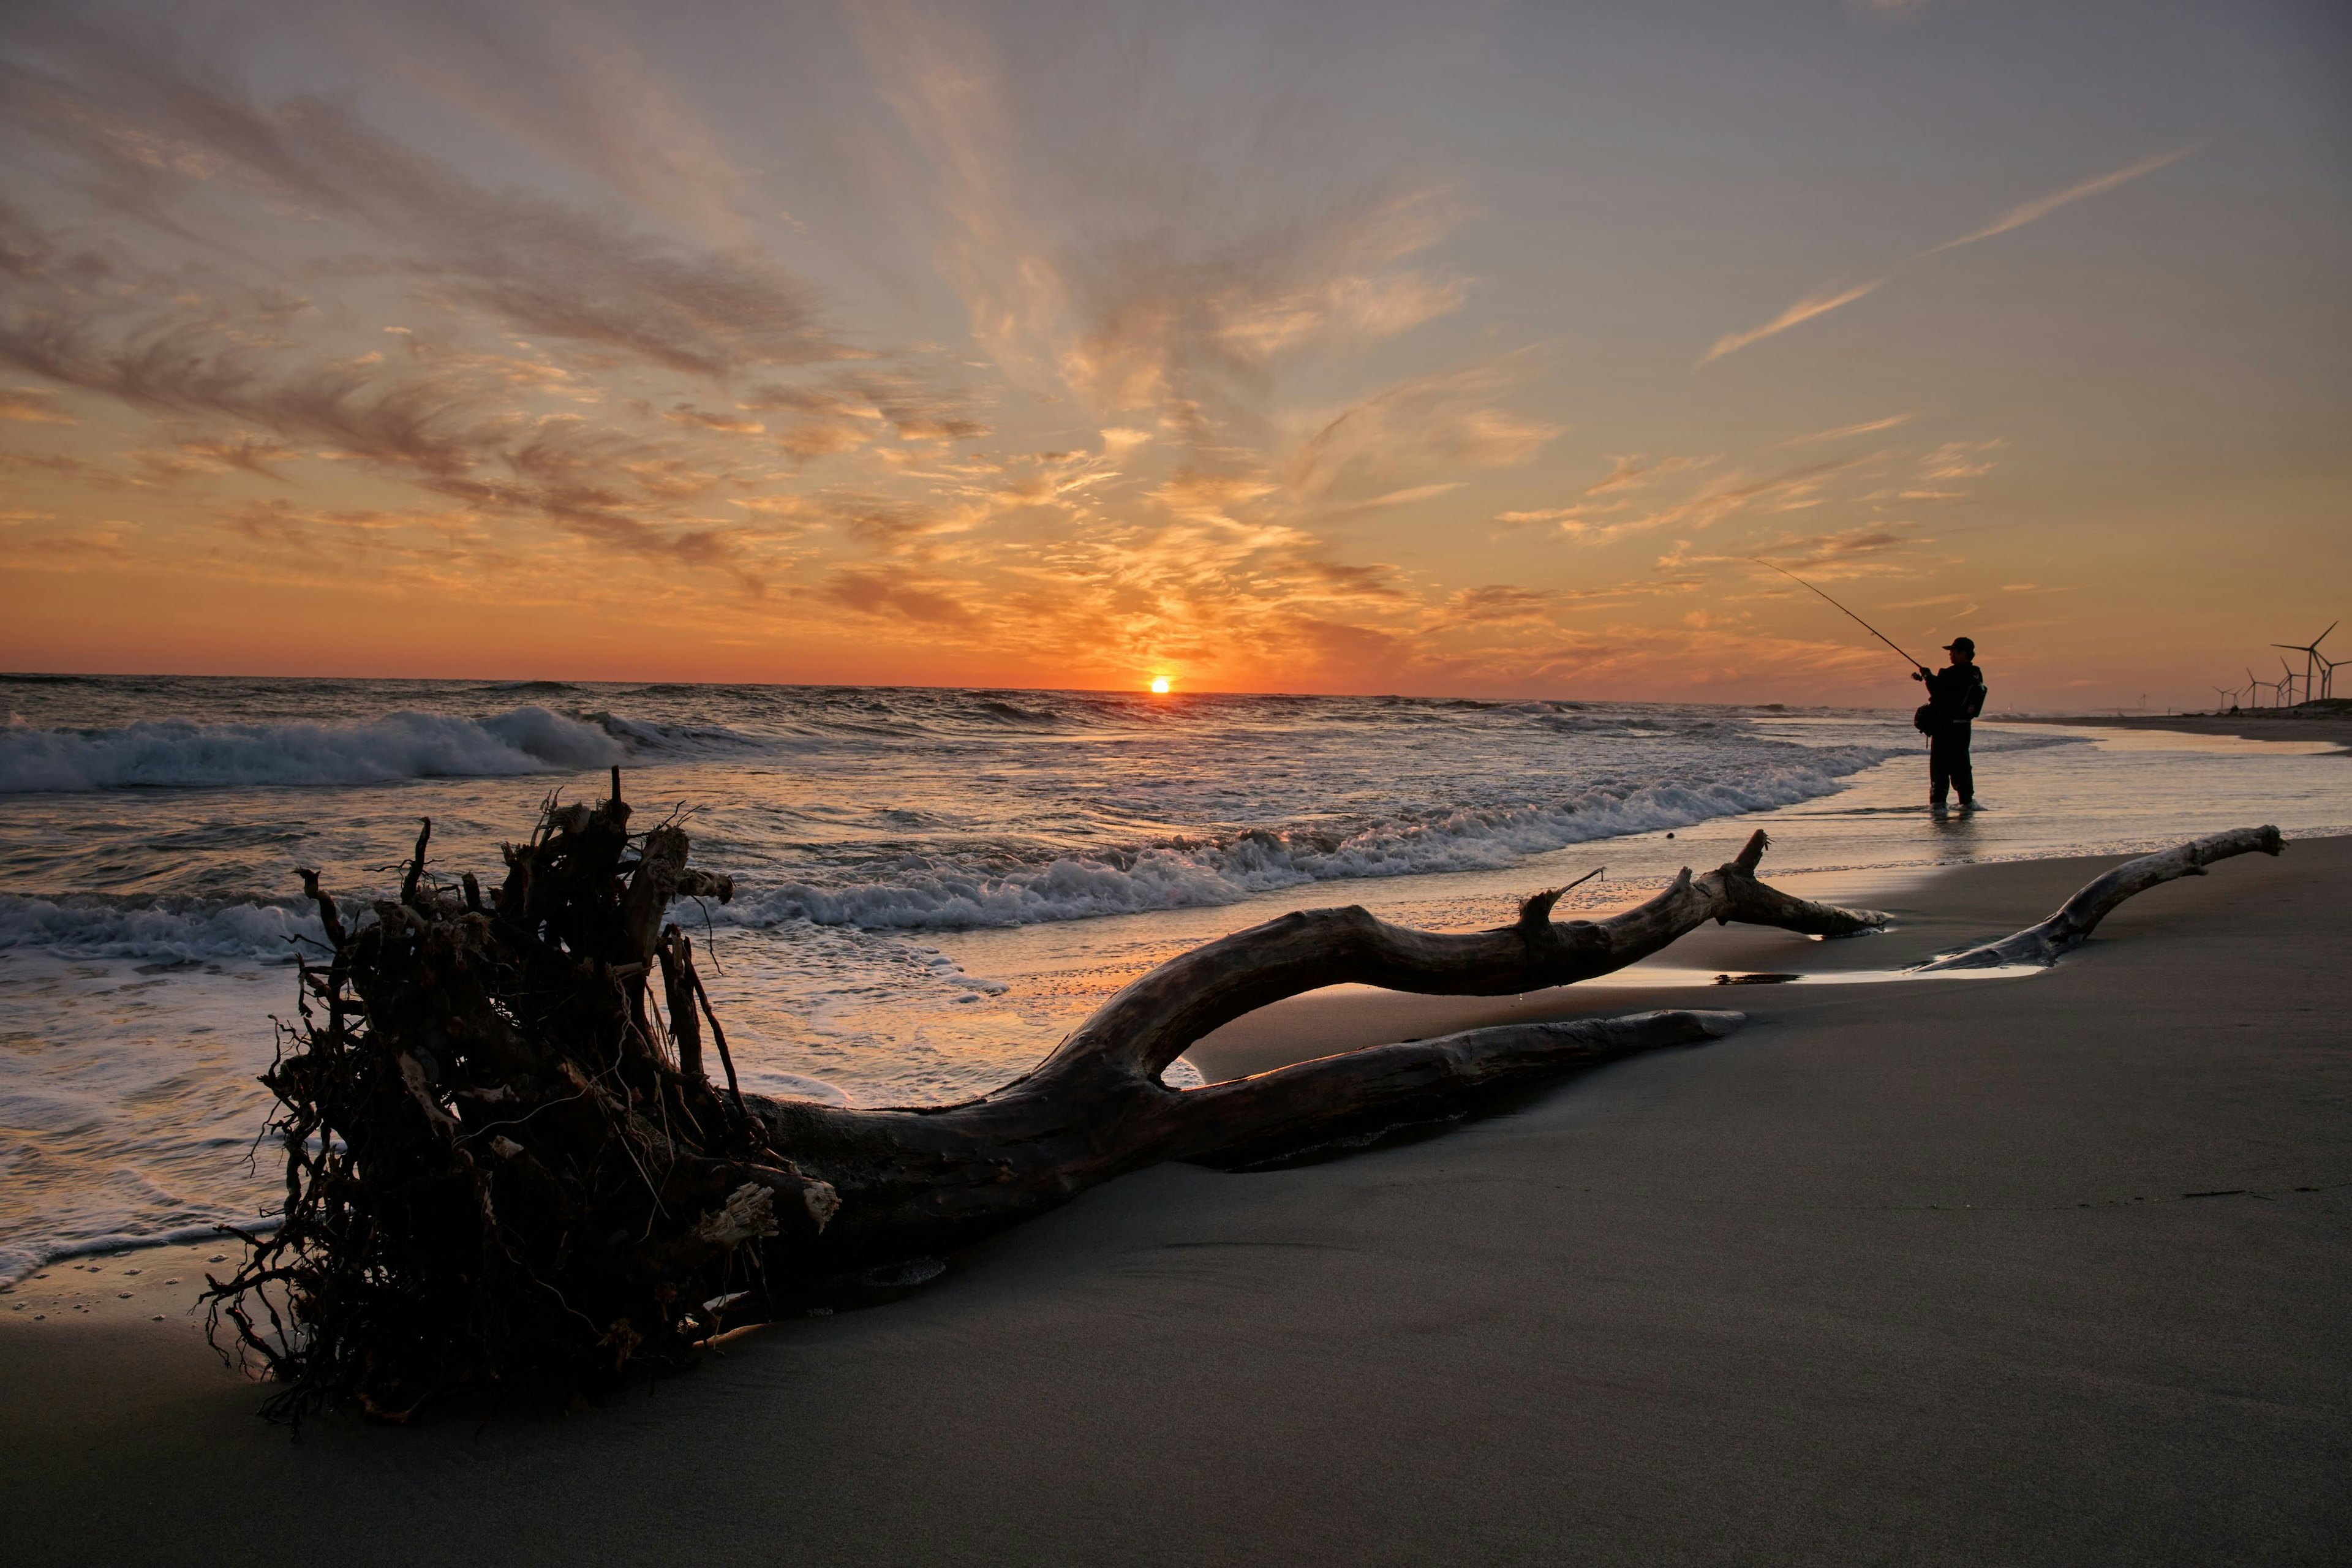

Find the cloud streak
[[1779, 413, 1913, 445], [0, 21, 848, 377], [1924, 146, 2196, 256], [1698, 148, 2192, 374], [1697, 280, 1883, 366], [851, 3, 1481, 440], [339, 0, 761, 244], [0, 387, 75, 424], [1501, 451, 1886, 546], [1290, 353, 1560, 504]]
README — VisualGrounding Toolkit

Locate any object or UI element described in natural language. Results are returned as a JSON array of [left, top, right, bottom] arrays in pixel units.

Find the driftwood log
[[1911, 825, 2283, 970], [204, 776, 2282, 1420]]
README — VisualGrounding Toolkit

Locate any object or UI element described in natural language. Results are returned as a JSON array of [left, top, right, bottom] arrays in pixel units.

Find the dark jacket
[[1923, 662, 1987, 726]]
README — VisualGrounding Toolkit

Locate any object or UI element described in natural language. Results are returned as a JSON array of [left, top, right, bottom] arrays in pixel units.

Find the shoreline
[[2005, 711, 2352, 749], [7, 836, 2347, 1564], [0, 829, 2321, 1291], [0, 853, 1969, 1297]]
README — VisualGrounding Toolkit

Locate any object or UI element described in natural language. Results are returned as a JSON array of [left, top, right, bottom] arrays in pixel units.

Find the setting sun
[[1150, 676, 1173, 695]]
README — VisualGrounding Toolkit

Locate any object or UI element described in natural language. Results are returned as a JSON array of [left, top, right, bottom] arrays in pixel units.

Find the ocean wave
[[578, 710, 766, 757], [715, 760, 1882, 932], [0, 704, 762, 792], [478, 679, 580, 696], [965, 697, 1063, 726], [0, 893, 330, 961]]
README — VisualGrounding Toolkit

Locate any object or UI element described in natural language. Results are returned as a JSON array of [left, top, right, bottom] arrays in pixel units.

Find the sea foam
[[0, 894, 330, 962]]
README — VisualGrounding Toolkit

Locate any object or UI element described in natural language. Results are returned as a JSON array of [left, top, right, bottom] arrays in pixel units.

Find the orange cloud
[[1698, 280, 1883, 366]]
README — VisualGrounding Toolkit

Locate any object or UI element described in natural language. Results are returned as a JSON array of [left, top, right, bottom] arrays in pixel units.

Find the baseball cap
[[1943, 636, 1975, 653]]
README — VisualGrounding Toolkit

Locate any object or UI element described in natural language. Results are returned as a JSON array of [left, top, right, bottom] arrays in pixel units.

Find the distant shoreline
[[2000, 712, 2352, 750]]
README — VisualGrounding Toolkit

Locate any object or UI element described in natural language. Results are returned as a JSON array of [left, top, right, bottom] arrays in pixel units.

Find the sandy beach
[[3, 836, 2345, 1565]]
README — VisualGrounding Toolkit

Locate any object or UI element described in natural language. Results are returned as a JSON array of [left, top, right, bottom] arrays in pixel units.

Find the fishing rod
[[1749, 557, 1929, 674]]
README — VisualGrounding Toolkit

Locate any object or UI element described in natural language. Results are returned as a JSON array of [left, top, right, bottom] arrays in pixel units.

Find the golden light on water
[[1150, 676, 1173, 695]]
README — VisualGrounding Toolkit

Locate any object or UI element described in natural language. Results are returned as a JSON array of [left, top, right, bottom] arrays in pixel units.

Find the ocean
[[5, 674, 2350, 1284]]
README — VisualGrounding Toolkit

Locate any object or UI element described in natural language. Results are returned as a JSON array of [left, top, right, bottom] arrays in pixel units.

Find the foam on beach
[[0, 1219, 282, 1292]]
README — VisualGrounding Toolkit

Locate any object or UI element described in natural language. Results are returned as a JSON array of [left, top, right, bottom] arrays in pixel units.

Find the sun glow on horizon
[[0, 10, 2339, 710]]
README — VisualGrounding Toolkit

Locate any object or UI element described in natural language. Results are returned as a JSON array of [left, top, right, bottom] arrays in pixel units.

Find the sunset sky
[[1, 0, 2345, 709]]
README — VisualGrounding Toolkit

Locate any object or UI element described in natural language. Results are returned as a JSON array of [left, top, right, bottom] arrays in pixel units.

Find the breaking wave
[[0, 893, 330, 962], [0, 705, 756, 793], [718, 761, 1877, 932], [0, 750, 1890, 955]]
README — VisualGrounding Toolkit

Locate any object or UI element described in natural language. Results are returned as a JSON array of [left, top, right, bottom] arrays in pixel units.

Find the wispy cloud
[[1501, 451, 1885, 546], [823, 564, 978, 625], [0, 21, 1026, 602], [1924, 146, 2196, 256], [1749, 523, 1924, 575], [1917, 439, 2002, 480], [1656, 522, 1934, 592], [1583, 453, 1709, 494], [1438, 584, 1559, 626], [1698, 148, 2193, 378], [1697, 279, 1883, 366], [1779, 413, 1913, 445], [1361, 481, 1466, 508], [1289, 353, 1560, 504], [339, 0, 761, 244], [853, 4, 1477, 434], [0, 388, 75, 424], [0, 23, 847, 377]]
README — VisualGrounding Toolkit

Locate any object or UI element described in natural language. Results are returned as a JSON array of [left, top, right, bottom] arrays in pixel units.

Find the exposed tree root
[[206, 773, 833, 1422], [202, 780, 2278, 1421]]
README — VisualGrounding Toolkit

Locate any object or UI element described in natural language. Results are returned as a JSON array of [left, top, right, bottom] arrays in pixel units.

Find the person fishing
[[1752, 559, 1988, 813], [1912, 636, 1986, 812]]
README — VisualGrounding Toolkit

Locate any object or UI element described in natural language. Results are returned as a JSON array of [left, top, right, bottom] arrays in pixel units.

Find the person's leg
[[1928, 730, 1951, 805], [1953, 728, 1975, 805]]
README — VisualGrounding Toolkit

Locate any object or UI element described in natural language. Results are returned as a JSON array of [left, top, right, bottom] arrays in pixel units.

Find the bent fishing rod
[[1749, 557, 1930, 674]]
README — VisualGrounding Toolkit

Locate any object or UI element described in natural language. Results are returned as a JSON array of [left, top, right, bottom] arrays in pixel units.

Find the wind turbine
[[2211, 684, 2240, 714], [2277, 655, 2304, 707], [2246, 667, 2273, 710], [2319, 652, 2348, 703], [2273, 622, 2336, 706]]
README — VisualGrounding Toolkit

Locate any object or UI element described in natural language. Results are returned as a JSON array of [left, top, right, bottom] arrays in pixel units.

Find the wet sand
[[4, 840, 2347, 1566], [2008, 712, 2352, 750]]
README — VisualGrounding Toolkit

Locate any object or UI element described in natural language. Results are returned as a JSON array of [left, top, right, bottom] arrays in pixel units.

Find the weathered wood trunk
[[205, 777, 2283, 1420], [752, 827, 1885, 1272]]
